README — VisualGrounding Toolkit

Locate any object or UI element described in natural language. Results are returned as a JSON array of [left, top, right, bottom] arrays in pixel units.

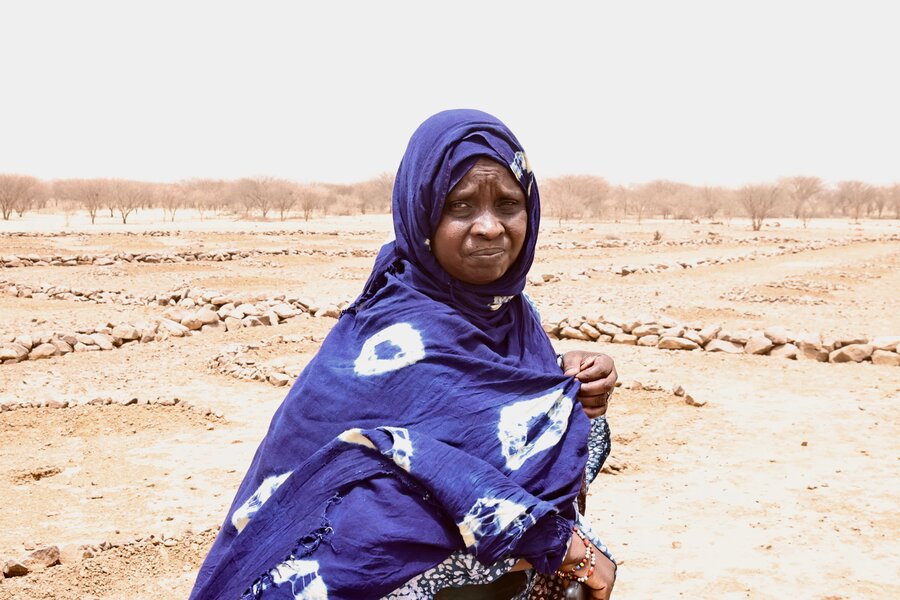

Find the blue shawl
[[190, 109, 590, 600]]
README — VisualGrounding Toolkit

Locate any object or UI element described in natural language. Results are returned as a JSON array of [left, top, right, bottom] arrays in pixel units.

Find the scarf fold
[[190, 109, 589, 600]]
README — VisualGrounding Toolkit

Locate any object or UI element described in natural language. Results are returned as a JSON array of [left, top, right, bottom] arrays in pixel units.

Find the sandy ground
[[1, 211, 898, 599]]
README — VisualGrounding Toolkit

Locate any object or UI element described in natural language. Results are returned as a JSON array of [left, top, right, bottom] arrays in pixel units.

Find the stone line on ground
[[529, 234, 899, 284], [0, 228, 376, 238], [0, 527, 219, 581], [547, 315, 900, 366], [0, 286, 348, 366], [0, 395, 225, 418], [0, 246, 377, 268]]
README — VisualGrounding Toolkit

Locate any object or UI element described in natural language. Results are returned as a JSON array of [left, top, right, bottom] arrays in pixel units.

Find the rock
[[75, 333, 95, 345], [112, 324, 140, 341], [697, 324, 721, 344], [632, 323, 664, 337], [764, 326, 790, 345], [180, 316, 203, 331], [242, 316, 264, 327], [718, 330, 750, 344], [578, 323, 601, 340], [3, 560, 29, 577], [798, 341, 828, 362], [872, 350, 900, 366], [196, 308, 220, 325], [657, 337, 699, 351], [14, 335, 33, 351], [769, 343, 799, 359], [1, 343, 29, 360], [829, 344, 873, 363], [744, 335, 774, 355], [23, 546, 59, 572], [90, 333, 115, 350], [705, 339, 744, 354], [836, 336, 868, 348], [560, 326, 591, 341], [596, 322, 623, 336], [201, 320, 224, 333], [620, 319, 641, 334], [271, 303, 298, 320], [268, 372, 292, 386], [314, 305, 341, 319], [160, 319, 189, 337], [672, 384, 685, 396], [658, 316, 677, 328], [256, 314, 273, 326], [51, 338, 74, 354], [236, 303, 261, 317], [685, 394, 707, 407], [636, 334, 659, 347], [224, 317, 243, 332], [682, 329, 704, 345], [527, 274, 544, 286], [661, 326, 685, 338], [871, 336, 900, 352], [29, 343, 58, 360], [612, 333, 637, 345]]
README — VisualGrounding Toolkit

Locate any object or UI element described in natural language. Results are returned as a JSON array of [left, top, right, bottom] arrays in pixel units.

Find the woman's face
[[432, 157, 527, 285]]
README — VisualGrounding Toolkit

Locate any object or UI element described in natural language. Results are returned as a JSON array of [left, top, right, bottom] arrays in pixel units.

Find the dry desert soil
[[1, 210, 898, 599]]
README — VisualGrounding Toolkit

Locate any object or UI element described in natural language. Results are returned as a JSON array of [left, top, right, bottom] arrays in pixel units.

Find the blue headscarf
[[190, 109, 590, 600]]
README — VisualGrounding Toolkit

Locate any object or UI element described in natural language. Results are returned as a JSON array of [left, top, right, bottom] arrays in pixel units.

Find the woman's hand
[[559, 533, 616, 599], [585, 550, 616, 599], [560, 351, 617, 418]]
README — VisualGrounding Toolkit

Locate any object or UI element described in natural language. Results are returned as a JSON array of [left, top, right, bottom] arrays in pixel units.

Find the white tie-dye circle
[[270, 559, 329, 599], [353, 323, 426, 376], [498, 389, 573, 471], [382, 426, 414, 472], [231, 471, 292, 534], [457, 497, 534, 550]]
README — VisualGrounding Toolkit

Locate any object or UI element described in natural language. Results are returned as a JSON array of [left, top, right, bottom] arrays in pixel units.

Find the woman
[[191, 109, 618, 599]]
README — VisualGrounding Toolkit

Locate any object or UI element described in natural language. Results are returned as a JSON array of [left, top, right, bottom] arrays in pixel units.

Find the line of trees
[[0, 172, 897, 228], [540, 176, 900, 229], [0, 174, 395, 223]]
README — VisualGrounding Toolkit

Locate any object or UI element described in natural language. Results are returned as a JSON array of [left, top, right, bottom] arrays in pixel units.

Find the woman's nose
[[471, 209, 503, 238]]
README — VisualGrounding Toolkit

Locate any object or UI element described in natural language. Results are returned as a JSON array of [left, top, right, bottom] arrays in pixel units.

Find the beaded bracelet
[[555, 527, 596, 583]]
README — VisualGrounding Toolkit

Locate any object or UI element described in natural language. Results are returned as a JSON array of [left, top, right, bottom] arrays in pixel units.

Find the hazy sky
[[1, 1, 897, 187]]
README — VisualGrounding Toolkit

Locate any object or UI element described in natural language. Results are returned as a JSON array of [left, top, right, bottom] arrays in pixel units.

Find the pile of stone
[[208, 334, 316, 387], [0, 287, 348, 366], [546, 315, 900, 366], [0, 246, 377, 268]]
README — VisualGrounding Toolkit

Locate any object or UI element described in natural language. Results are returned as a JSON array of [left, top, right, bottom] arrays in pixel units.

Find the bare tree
[[780, 176, 823, 224], [271, 180, 297, 221], [886, 184, 900, 219], [738, 184, 781, 231], [109, 180, 148, 224], [233, 177, 279, 218], [0, 174, 43, 220], [156, 184, 184, 222], [836, 180, 876, 222], [353, 172, 394, 214], [541, 178, 582, 224], [296, 184, 325, 221], [52, 179, 108, 224], [700, 186, 723, 220]]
